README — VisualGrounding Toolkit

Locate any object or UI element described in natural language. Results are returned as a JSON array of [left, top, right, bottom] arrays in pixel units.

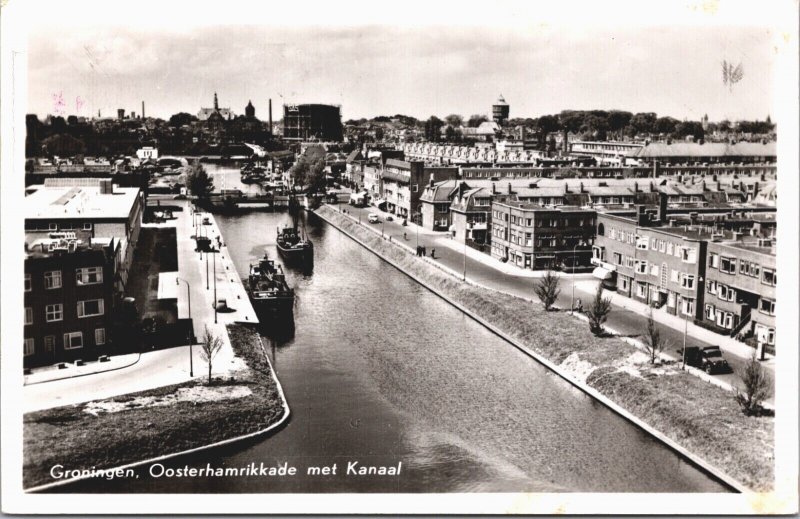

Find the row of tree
[[533, 272, 771, 416]]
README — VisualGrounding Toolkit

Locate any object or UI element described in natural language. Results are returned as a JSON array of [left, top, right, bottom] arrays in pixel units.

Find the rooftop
[[633, 141, 776, 159], [24, 184, 140, 221]]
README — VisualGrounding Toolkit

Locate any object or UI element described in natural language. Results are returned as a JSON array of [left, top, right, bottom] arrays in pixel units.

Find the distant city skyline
[[29, 25, 775, 123]]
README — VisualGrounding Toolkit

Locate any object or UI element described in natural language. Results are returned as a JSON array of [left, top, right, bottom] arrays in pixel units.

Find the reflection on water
[[56, 167, 729, 494]]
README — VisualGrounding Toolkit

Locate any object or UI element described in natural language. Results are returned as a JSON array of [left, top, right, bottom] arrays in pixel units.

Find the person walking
[[430, 248, 435, 259]]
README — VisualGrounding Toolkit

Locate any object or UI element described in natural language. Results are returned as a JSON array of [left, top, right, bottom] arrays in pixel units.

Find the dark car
[[677, 346, 731, 374]]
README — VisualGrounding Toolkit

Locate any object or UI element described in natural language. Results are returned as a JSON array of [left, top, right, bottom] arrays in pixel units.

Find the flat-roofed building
[[491, 202, 596, 270], [23, 179, 143, 288], [24, 231, 120, 368]]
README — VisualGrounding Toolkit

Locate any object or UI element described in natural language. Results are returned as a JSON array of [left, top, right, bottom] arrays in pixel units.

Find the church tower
[[245, 100, 255, 118]]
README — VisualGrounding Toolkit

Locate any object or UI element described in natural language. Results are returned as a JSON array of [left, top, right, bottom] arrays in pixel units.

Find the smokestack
[[269, 99, 273, 137], [507, 183, 512, 195], [142, 101, 145, 119], [657, 192, 668, 223]]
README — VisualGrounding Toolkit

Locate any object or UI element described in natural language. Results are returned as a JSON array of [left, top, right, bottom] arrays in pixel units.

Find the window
[[45, 303, 63, 322], [625, 257, 635, 269], [95, 328, 106, 346], [659, 240, 665, 253], [635, 260, 648, 274], [705, 304, 716, 320], [83, 223, 93, 231], [762, 268, 776, 286], [44, 270, 62, 289], [708, 253, 719, 269], [613, 252, 623, 265], [719, 256, 736, 274], [718, 284, 735, 302], [670, 269, 680, 283], [666, 242, 673, 255], [76, 267, 104, 285], [649, 264, 659, 276], [77, 299, 105, 318], [25, 273, 31, 292], [636, 282, 647, 298], [636, 237, 648, 250], [650, 238, 657, 250], [411, 184, 418, 193], [24, 338, 34, 357], [706, 280, 717, 295], [681, 297, 695, 316], [681, 274, 695, 290], [681, 247, 697, 264], [44, 335, 55, 352], [759, 298, 775, 316], [49, 223, 57, 231], [25, 307, 32, 325], [63, 332, 83, 349]]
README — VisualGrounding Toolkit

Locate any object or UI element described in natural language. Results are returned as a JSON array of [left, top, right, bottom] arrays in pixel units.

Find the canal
[[65, 166, 728, 493]]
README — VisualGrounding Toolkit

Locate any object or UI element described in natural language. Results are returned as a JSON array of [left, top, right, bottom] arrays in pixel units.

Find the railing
[[729, 305, 752, 338]]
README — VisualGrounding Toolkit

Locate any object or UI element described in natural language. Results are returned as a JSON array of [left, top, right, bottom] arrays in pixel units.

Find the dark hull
[[247, 291, 294, 314], [276, 242, 313, 260]]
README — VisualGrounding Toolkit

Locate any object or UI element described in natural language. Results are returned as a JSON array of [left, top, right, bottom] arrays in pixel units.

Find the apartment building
[[491, 202, 596, 270]]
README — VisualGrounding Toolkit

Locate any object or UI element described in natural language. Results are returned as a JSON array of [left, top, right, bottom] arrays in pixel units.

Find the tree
[[169, 112, 198, 127], [467, 114, 489, 128], [533, 271, 561, 311], [734, 352, 772, 416], [627, 112, 657, 137], [654, 116, 679, 135], [672, 121, 705, 141], [444, 114, 464, 127], [586, 283, 612, 335], [186, 160, 214, 199], [641, 308, 666, 364], [424, 116, 444, 142], [290, 153, 326, 194], [41, 134, 86, 157], [200, 325, 223, 384]]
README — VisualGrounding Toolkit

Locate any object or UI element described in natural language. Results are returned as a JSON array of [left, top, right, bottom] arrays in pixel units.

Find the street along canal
[[60, 204, 728, 493]]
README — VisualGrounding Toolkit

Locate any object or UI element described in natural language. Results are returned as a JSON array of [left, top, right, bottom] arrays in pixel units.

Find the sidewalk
[[24, 353, 141, 385], [572, 279, 774, 367]]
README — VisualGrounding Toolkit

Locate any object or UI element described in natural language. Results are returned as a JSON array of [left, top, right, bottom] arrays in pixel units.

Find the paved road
[[338, 202, 770, 401]]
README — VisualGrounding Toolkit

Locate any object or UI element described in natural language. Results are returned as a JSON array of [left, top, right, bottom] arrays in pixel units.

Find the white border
[[2, 0, 798, 514]]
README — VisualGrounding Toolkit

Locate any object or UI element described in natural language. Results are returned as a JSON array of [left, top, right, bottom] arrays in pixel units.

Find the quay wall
[[315, 204, 761, 493]]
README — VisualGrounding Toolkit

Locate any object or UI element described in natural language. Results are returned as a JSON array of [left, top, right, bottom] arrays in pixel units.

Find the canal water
[[67, 167, 728, 493]]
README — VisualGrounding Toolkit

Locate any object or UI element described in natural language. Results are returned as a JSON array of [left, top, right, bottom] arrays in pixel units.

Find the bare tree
[[734, 352, 772, 416], [533, 270, 561, 311], [586, 283, 612, 336], [641, 308, 666, 364], [200, 325, 224, 384]]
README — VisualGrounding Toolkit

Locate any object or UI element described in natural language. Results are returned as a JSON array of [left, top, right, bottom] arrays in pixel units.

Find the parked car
[[368, 213, 380, 224], [385, 215, 394, 222], [677, 346, 731, 374]]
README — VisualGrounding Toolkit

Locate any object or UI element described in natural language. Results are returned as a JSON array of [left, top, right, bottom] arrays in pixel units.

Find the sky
[[28, 24, 776, 123]]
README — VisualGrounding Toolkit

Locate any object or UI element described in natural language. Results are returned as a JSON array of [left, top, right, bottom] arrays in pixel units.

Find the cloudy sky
[[28, 24, 775, 122]]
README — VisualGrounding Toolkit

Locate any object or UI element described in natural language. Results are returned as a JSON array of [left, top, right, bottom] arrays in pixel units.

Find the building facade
[[491, 202, 596, 270], [24, 234, 118, 368]]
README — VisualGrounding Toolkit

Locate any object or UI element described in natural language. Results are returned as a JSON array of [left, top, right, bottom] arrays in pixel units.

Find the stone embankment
[[315, 205, 773, 493]]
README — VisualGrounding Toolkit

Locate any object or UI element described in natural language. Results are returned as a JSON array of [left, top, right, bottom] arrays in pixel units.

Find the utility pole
[[213, 250, 218, 324]]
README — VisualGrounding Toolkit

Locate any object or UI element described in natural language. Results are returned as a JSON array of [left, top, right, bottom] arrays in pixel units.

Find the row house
[[703, 240, 776, 350], [593, 203, 778, 348], [24, 232, 119, 368], [593, 203, 707, 321], [491, 202, 596, 270], [450, 187, 503, 245], [380, 159, 457, 220], [419, 179, 461, 231]]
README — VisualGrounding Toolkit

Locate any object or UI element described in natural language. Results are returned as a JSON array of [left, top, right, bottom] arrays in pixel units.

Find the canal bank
[[24, 323, 289, 492], [315, 205, 772, 493]]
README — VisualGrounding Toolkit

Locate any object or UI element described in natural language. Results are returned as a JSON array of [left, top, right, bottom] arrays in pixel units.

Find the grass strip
[[319, 206, 774, 491], [23, 323, 283, 490]]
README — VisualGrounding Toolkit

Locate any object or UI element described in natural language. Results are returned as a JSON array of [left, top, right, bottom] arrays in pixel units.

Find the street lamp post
[[205, 251, 209, 290], [213, 250, 218, 324], [175, 277, 194, 377], [570, 243, 579, 314], [682, 304, 688, 370]]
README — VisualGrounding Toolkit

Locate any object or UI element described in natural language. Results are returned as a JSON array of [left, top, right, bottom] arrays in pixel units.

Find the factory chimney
[[142, 101, 145, 119], [269, 99, 273, 137]]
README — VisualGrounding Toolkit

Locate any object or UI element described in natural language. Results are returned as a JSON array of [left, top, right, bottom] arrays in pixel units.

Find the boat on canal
[[276, 223, 314, 263], [246, 252, 294, 313]]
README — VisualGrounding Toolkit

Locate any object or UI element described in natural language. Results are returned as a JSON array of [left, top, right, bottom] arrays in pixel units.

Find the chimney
[[701, 180, 706, 191], [269, 98, 273, 137], [657, 192, 668, 223], [579, 182, 585, 193], [633, 181, 639, 193], [507, 182, 512, 194], [142, 101, 145, 119], [637, 204, 648, 226], [491, 182, 496, 194]]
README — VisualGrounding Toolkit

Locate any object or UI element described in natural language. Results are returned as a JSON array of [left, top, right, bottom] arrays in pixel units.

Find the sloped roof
[[346, 150, 363, 163]]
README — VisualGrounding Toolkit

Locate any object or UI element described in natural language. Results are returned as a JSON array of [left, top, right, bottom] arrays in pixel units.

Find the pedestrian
[[431, 248, 435, 259], [404, 232, 408, 241], [575, 298, 583, 313], [422, 246, 426, 257]]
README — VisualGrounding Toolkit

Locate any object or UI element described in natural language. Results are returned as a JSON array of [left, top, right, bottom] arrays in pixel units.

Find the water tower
[[492, 94, 509, 126]]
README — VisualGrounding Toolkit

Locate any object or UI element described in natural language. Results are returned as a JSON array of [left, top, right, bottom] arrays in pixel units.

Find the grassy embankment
[[319, 206, 773, 492], [23, 324, 284, 490]]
